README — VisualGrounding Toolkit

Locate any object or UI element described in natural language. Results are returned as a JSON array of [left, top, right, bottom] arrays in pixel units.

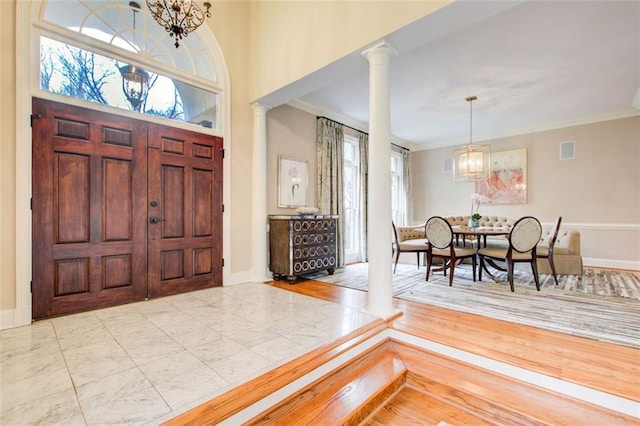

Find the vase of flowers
[[470, 193, 489, 228], [470, 213, 481, 228]]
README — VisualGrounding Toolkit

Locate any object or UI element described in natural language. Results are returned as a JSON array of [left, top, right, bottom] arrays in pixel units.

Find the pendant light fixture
[[453, 96, 491, 182], [119, 2, 149, 112], [147, 0, 212, 48]]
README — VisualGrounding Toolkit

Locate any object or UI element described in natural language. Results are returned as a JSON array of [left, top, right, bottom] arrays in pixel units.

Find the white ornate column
[[362, 41, 397, 319], [252, 102, 271, 282]]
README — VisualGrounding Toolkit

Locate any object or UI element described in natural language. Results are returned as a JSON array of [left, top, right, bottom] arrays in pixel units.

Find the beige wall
[[1, 0, 449, 319], [0, 0, 16, 310], [0, 1, 257, 314], [411, 116, 640, 267], [267, 105, 317, 214], [265, 106, 639, 268], [13, 1, 633, 317], [209, 2, 254, 275], [248, 1, 450, 101]]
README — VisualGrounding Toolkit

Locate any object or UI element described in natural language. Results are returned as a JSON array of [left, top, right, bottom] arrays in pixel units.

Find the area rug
[[302, 262, 428, 296], [304, 263, 640, 348], [305, 262, 640, 299]]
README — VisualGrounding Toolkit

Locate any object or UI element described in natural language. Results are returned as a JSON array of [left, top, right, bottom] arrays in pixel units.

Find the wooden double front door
[[31, 98, 223, 320]]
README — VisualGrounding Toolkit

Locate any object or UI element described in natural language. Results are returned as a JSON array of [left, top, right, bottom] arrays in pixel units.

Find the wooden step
[[364, 386, 491, 425], [244, 341, 407, 425], [392, 340, 637, 426], [164, 320, 388, 425]]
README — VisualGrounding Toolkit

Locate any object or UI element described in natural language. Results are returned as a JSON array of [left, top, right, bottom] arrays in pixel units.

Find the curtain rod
[[317, 116, 408, 151]]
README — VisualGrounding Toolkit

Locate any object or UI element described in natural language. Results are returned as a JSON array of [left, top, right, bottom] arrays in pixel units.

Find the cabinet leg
[[286, 275, 297, 283], [273, 273, 282, 281], [327, 268, 335, 275]]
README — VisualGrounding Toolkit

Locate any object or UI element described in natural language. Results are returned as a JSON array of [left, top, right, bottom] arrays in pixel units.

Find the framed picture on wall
[[278, 156, 308, 208], [475, 148, 527, 204]]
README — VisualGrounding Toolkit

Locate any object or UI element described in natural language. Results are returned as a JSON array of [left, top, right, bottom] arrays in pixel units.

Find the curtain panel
[[358, 132, 369, 262], [402, 148, 413, 225], [316, 118, 345, 267]]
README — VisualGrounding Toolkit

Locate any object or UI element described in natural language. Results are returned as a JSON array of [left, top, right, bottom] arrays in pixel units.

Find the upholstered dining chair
[[392, 221, 428, 274], [537, 216, 562, 286], [478, 216, 543, 292], [424, 216, 477, 286]]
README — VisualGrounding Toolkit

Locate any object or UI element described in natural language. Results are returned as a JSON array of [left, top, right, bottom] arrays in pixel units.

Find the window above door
[[36, 0, 222, 130]]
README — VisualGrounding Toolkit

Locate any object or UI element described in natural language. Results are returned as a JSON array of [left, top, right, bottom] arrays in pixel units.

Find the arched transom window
[[37, 0, 222, 129]]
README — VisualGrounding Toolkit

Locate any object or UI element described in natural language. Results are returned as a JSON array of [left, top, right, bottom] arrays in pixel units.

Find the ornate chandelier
[[147, 0, 212, 48], [453, 96, 491, 182]]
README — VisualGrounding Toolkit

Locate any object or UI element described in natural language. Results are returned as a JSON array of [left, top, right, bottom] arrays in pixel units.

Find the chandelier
[[120, 65, 150, 111], [452, 96, 491, 182], [119, 2, 149, 112], [147, 0, 212, 48]]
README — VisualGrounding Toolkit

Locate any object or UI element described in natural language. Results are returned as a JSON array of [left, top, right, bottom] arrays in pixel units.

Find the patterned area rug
[[305, 263, 640, 348], [306, 262, 640, 299]]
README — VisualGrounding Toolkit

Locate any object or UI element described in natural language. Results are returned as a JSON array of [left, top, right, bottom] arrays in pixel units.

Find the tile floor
[[0, 283, 377, 425]]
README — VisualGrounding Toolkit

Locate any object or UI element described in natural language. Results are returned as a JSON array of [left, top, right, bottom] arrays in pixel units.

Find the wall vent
[[560, 141, 575, 160], [443, 157, 452, 172]]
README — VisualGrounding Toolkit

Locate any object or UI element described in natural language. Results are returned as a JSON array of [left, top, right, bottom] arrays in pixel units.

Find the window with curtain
[[391, 150, 406, 225], [319, 117, 411, 264], [343, 135, 361, 264]]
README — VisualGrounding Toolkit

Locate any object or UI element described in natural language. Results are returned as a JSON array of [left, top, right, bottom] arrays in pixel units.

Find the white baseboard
[[0, 305, 32, 330], [5, 259, 632, 332], [0, 309, 16, 330], [583, 257, 640, 271], [1, 270, 258, 331], [227, 270, 261, 286]]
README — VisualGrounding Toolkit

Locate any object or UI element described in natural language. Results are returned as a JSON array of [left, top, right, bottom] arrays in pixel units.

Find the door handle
[[148, 217, 163, 224]]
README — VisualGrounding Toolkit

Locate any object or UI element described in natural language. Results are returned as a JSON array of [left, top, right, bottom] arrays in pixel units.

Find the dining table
[[451, 226, 510, 248], [451, 225, 511, 280]]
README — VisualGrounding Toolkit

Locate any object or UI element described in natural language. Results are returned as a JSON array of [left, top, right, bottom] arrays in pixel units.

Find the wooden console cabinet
[[268, 215, 338, 281]]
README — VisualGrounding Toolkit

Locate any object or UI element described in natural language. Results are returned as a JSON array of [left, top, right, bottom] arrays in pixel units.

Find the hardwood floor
[[271, 278, 640, 404], [166, 318, 389, 425], [364, 386, 490, 425], [244, 341, 407, 425], [169, 278, 638, 425]]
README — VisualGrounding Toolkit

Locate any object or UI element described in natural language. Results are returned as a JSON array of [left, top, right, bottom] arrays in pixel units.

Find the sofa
[[392, 223, 429, 270], [536, 228, 583, 275], [445, 215, 513, 230], [444, 215, 512, 247], [396, 216, 583, 276]]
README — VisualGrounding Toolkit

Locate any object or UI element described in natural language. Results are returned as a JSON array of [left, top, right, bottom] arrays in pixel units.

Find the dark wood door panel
[[193, 168, 214, 237], [32, 98, 147, 319], [147, 123, 223, 298], [103, 158, 135, 241], [160, 164, 186, 239], [32, 98, 223, 319], [53, 152, 90, 244]]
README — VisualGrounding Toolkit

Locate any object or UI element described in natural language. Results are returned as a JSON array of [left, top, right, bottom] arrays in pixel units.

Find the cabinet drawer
[[292, 232, 335, 247], [293, 245, 336, 260]]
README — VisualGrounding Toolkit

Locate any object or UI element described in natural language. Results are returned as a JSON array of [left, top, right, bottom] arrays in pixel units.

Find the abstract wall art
[[475, 148, 527, 204]]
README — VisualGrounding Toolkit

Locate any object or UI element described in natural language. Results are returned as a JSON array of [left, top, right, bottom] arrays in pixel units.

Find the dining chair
[[537, 216, 562, 286], [424, 216, 477, 286], [478, 216, 542, 292], [392, 221, 428, 274]]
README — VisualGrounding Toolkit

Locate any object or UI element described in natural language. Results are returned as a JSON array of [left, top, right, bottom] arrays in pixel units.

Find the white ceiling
[[264, 1, 640, 151]]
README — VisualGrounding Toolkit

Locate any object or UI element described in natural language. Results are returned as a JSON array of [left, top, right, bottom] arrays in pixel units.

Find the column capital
[[361, 40, 397, 61], [252, 102, 272, 114]]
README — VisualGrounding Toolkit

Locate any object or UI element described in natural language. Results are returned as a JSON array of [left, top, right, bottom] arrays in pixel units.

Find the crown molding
[[412, 109, 640, 152], [287, 99, 415, 151], [288, 99, 640, 153]]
